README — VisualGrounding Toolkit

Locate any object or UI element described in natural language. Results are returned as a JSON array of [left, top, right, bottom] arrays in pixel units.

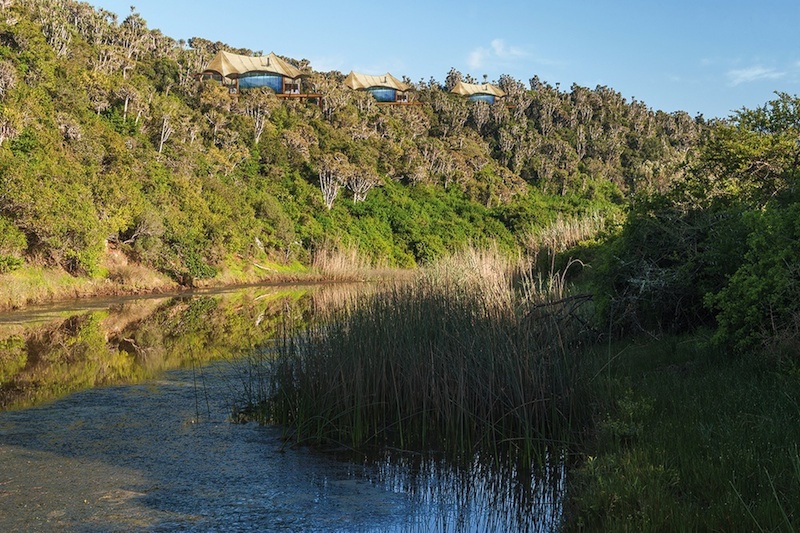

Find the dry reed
[[311, 242, 377, 281], [523, 211, 606, 268]]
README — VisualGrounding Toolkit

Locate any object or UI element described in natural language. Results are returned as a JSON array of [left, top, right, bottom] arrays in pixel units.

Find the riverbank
[[0, 264, 277, 314], [568, 334, 800, 530], [0, 249, 407, 313]]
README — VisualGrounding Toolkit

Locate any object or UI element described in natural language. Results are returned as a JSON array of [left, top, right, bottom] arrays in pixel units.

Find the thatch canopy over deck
[[203, 51, 303, 80], [344, 71, 411, 92], [450, 81, 506, 99]]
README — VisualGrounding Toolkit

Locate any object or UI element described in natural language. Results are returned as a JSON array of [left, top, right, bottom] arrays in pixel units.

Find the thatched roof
[[203, 51, 303, 79], [344, 71, 412, 92], [450, 80, 506, 98]]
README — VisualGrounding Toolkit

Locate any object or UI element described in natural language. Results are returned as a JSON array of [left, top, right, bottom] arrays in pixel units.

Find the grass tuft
[[569, 335, 800, 530]]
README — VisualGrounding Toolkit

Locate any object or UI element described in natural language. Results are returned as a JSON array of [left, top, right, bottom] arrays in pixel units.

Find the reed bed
[[522, 211, 607, 272], [311, 242, 380, 281], [524, 212, 607, 255], [244, 249, 592, 464]]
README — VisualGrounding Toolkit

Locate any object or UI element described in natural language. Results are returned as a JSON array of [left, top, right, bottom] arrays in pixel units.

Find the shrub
[[181, 247, 218, 281], [709, 204, 800, 352], [0, 216, 26, 273], [595, 202, 748, 336]]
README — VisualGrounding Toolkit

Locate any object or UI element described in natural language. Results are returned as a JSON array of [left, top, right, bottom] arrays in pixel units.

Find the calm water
[[0, 286, 563, 531]]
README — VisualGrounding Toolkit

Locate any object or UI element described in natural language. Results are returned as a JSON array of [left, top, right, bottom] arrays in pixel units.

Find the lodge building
[[199, 51, 318, 100], [450, 81, 506, 104], [343, 71, 413, 104], [200, 51, 505, 106]]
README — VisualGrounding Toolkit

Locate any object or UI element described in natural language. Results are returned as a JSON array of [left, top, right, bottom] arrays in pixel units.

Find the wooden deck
[[276, 93, 322, 103], [377, 101, 422, 106]]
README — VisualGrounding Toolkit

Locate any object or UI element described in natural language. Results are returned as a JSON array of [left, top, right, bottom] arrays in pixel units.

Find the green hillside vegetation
[[571, 93, 800, 528], [597, 92, 800, 352], [0, 0, 700, 293]]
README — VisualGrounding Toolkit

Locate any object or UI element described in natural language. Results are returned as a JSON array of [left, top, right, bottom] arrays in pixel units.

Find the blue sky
[[88, 0, 799, 119]]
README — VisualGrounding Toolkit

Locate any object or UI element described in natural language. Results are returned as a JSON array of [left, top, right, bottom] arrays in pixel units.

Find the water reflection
[[363, 451, 564, 532], [0, 284, 564, 531], [0, 286, 314, 410]]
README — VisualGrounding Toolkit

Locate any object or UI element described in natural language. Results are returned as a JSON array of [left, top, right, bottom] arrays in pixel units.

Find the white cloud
[[468, 47, 490, 70], [490, 39, 525, 60], [467, 38, 527, 70], [727, 66, 785, 86]]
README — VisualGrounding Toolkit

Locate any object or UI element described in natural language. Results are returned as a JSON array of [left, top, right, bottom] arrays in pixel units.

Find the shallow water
[[0, 287, 564, 531]]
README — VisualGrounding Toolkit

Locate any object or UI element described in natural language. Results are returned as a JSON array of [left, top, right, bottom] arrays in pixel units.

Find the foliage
[[594, 203, 746, 335], [570, 335, 800, 530], [595, 92, 800, 351], [0, 0, 703, 284], [0, 214, 25, 272], [709, 204, 800, 352]]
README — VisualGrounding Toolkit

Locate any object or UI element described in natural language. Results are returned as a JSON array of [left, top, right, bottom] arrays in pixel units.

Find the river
[[0, 285, 563, 531]]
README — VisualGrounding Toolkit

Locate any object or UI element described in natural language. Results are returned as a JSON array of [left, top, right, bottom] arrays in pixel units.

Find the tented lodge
[[199, 51, 306, 95], [199, 50, 505, 106], [450, 81, 506, 104], [344, 71, 412, 103]]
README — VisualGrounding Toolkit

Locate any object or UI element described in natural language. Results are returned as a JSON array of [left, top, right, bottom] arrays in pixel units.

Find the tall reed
[[249, 249, 592, 464], [311, 241, 378, 281], [522, 211, 607, 272]]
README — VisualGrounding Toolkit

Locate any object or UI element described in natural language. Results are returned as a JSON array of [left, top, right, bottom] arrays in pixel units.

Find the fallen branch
[[252, 262, 277, 272]]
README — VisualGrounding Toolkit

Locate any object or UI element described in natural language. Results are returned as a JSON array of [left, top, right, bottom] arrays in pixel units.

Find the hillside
[[0, 0, 705, 288]]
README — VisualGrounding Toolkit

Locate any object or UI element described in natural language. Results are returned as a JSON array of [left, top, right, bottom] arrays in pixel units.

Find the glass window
[[238, 72, 284, 92], [367, 87, 397, 102], [469, 94, 496, 104]]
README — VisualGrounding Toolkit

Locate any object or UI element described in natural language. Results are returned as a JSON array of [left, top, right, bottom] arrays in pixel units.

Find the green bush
[[596, 203, 746, 335], [0, 255, 23, 273], [709, 204, 800, 352], [182, 247, 218, 280], [0, 216, 26, 273]]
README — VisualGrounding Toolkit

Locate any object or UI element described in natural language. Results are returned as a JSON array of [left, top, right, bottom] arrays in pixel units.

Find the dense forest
[[0, 0, 798, 352]]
